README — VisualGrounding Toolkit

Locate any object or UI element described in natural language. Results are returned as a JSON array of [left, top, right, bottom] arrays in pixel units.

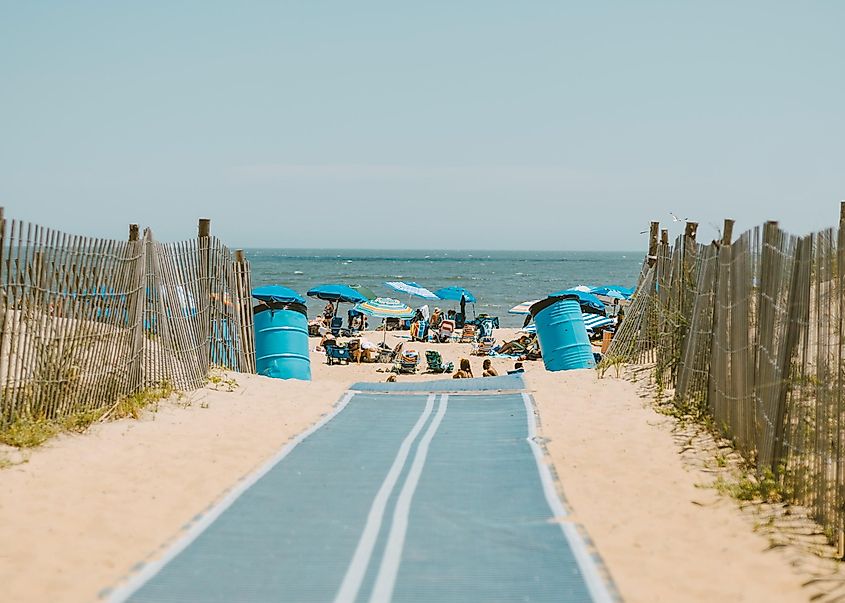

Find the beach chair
[[425, 350, 453, 373], [330, 316, 349, 337], [476, 317, 497, 340], [377, 342, 403, 363], [432, 319, 456, 343], [471, 336, 496, 356], [410, 319, 429, 342], [324, 342, 351, 365], [454, 312, 466, 329], [459, 324, 477, 343], [395, 350, 420, 374]]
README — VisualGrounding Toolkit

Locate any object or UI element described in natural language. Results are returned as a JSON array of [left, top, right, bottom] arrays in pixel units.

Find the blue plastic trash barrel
[[252, 286, 311, 381], [530, 296, 596, 371]]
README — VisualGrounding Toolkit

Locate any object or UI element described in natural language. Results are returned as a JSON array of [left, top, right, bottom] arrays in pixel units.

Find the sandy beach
[[0, 329, 830, 602]]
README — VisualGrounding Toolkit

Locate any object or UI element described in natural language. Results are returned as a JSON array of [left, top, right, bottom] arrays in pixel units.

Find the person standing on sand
[[482, 359, 498, 377], [452, 358, 473, 379], [323, 300, 335, 320]]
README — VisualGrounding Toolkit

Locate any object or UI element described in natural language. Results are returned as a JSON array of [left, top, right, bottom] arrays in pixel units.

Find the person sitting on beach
[[452, 358, 473, 379], [497, 334, 532, 356], [518, 338, 542, 361], [446, 309, 456, 321], [308, 314, 328, 337], [482, 359, 498, 377], [429, 308, 443, 330], [352, 337, 378, 363], [508, 361, 525, 374], [317, 331, 336, 352]]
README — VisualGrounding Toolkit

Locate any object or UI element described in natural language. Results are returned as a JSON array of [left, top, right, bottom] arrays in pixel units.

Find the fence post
[[648, 221, 659, 268], [721, 220, 734, 246], [197, 218, 211, 373], [838, 202, 845, 557]]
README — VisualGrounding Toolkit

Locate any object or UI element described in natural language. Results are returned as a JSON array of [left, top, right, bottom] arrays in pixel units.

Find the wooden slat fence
[[0, 211, 255, 429], [607, 209, 845, 551]]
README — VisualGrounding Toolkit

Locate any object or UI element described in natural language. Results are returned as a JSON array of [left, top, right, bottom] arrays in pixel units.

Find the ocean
[[245, 249, 644, 328]]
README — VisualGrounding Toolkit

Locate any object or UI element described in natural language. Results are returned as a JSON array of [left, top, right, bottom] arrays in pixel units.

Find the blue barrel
[[530, 296, 596, 371], [254, 302, 311, 381]]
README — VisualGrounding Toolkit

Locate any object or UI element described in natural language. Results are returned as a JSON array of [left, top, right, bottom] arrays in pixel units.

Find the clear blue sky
[[1, 2, 843, 250]]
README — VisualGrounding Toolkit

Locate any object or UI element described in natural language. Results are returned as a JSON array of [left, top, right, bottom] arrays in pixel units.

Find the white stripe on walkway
[[333, 394, 436, 603], [521, 392, 616, 603], [369, 394, 450, 603]]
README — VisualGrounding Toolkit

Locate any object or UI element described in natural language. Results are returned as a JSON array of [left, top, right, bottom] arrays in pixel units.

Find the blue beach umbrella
[[549, 289, 606, 314], [306, 284, 369, 304], [434, 286, 477, 304], [591, 285, 634, 299], [251, 285, 306, 305]]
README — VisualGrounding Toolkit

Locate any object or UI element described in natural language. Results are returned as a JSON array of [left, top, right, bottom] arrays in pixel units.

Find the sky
[[1, 2, 844, 250]]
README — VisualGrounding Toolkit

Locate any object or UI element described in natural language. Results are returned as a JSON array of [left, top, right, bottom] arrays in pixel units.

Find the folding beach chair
[[330, 316, 349, 337], [432, 319, 456, 343], [459, 324, 477, 343], [425, 350, 453, 373], [476, 317, 497, 340], [410, 319, 429, 342], [395, 349, 420, 374], [471, 336, 496, 356], [324, 342, 351, 365], [377, 342, 404, 363]]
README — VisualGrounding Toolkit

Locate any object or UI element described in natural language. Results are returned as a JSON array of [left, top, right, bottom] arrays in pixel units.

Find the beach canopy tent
[[591, 285, 634, 299], [434, 287, 477, 304], [352, 297, 416, 344], [509, 299, 543, 315], [385, 281, 439, 300], [252, 285, 306, 305], [549, 289, 606, 314]]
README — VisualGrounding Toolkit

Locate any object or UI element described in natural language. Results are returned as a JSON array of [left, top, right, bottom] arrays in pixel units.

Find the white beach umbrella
[[509, 299, 542, 315], [384, 281, 439, 300]]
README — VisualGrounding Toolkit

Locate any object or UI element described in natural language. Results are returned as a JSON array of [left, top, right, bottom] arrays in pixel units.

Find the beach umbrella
[[591, 285, 634, 299], [306, 283, 369, 318], [549, 289, 606, 314], [252, 285, 306, 305], [434, 286, 477, 304], [352, 297, 415, 344], [509, 299, 542, 315], [306, 284, 369, 304], [349, 284, 377, 300], [384, 281, 439, 300]]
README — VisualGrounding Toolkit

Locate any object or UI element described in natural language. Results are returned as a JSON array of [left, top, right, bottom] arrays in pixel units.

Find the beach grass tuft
[[0, 382, 176, 448], [0, 415, 60, 448]]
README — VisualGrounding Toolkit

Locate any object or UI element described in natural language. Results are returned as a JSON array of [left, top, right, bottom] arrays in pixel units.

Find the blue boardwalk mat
[[351, 374, 525, 393], [107, 385, 616, 602]]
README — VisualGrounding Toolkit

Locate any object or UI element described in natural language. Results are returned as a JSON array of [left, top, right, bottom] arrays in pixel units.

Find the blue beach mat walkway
[[108, 377, 617, 603]]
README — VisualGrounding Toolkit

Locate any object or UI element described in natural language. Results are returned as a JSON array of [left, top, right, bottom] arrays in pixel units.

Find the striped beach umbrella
[[353, 297, 415, 318], [384, 281, 439, 300], [353, 297, 416, 345], [509, 300, 542, 315]]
